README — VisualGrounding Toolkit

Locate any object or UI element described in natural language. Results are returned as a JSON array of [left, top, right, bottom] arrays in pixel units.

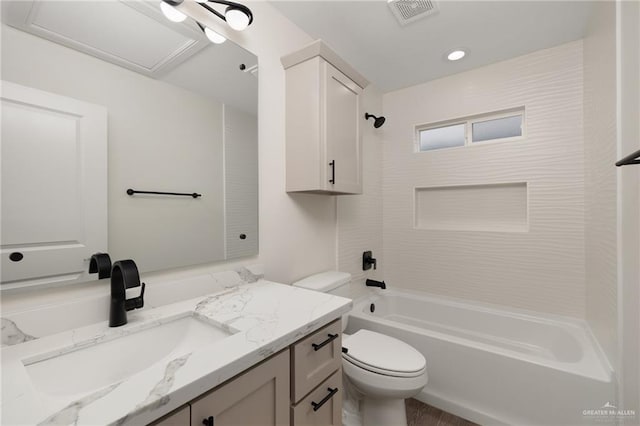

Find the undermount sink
[[23, 314, 232, 398]]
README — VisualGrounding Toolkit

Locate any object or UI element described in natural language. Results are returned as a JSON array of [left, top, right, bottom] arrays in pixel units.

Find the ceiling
[[271, 1, 594, 92]]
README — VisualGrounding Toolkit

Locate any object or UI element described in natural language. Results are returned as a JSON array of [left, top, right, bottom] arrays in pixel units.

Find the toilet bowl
[[342, 329, 428, 426], [293, 271, 428, 426]]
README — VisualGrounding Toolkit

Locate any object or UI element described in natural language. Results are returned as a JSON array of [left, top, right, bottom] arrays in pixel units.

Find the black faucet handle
[[362, 251, 378, 271], [125, 282, 145, 311]]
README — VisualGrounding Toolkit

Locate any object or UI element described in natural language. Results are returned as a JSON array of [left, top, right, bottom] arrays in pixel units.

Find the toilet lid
[[342, 330, 426, 377]]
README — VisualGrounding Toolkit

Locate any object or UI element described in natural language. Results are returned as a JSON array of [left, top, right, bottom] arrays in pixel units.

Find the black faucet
[[365, 279, 386, 289], [109, 260, 145, 327]]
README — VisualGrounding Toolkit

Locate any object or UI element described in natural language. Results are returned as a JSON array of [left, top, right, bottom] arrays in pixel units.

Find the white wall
[[382, 42, 587, 318], [616, 0, 640, 412], [337, 85, 384, 290], [1, 24, 226, 273], [583, 1, 619, 371]]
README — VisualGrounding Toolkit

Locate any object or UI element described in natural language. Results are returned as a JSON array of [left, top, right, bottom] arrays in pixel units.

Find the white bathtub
[[345, 289, 615, 426]]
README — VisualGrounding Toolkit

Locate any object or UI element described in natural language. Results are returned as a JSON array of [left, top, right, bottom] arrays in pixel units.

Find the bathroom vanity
[[154, 319, 343, 426], [1, 279, 350, 425]]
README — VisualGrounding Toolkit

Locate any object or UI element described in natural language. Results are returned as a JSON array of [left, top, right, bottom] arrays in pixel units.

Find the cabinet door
[[190, 350, 290, 426], [1, 81, 107, 289], [324, 62, 362, 194]]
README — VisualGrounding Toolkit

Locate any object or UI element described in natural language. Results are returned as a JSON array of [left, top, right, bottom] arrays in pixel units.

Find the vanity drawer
[[291, 319, 342, 402], [291, 368, 342, 426]]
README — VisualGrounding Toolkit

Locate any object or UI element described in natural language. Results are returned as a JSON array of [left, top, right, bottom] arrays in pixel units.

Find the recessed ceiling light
[[447, 50, 466, 61]]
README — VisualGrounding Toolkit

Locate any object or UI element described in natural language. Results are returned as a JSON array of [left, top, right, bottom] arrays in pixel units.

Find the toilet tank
[[292, 271, 352, 298], [292, 271, 352, 331]]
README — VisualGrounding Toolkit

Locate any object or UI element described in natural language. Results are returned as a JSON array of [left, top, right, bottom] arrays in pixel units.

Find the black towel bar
[[126, 189, 202, 198]]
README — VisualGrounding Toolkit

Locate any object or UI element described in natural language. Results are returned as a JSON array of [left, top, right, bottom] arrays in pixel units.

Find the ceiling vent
[[387, 0, 438, 26]]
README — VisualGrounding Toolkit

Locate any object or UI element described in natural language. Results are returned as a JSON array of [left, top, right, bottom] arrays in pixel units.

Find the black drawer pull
[[311, 333, 338, 351], [311, 387, 338, 412], [202, 416, 214, 426]]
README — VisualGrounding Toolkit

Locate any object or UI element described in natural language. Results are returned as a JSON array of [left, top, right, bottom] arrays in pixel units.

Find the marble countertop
[[1, 280, 352, 425]]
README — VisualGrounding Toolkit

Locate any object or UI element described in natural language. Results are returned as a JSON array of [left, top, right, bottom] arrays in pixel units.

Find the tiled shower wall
[[381, 41, 587, 318], [337, 86, 385, 287]]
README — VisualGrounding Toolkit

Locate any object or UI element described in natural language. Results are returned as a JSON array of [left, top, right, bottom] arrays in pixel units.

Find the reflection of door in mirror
[[1, 82, 108, 290], [1, 0, 258, 289]]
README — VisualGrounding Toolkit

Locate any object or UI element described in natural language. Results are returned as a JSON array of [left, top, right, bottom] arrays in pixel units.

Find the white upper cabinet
[[1, 81, 107, 289], [282, 41, 368, 195]]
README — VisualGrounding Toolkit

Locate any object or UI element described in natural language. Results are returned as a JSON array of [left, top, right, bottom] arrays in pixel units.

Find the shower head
[[365, 113, 386, 129]]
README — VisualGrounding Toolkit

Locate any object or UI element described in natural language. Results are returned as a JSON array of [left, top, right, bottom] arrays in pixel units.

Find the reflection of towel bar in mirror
[[616, 148, 640, 166], [126, 189, 202, 198]]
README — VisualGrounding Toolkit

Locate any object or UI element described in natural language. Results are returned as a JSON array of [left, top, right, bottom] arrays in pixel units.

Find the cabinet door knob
[[202, 416, 214, 426], [9, 252, 24, 262]]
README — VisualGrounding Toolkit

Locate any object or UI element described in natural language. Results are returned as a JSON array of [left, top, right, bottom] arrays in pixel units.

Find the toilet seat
[[342, 330, 426, 378]]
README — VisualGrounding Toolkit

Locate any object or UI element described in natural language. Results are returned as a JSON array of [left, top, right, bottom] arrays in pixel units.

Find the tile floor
[[405, 399, 479, 426]]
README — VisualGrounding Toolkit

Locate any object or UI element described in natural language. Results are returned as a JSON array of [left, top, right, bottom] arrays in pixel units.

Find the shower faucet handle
[[362, 251, 377, 271]]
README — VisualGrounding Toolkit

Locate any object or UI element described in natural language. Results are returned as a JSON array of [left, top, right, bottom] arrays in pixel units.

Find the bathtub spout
[[366, 279, 386, 289]]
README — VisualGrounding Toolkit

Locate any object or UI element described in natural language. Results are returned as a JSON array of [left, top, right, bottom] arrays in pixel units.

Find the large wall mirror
[[1, 0, 258, 290]]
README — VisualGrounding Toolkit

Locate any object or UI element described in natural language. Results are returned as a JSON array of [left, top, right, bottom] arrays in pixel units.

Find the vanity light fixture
[[197, 23, 227, 44], [160, 0, 253, 44], [160, 1, 187, 22]]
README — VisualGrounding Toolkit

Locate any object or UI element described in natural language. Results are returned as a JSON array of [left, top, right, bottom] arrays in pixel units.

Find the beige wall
[[583, 1, 618, 370], [382, 41, 587, 318]]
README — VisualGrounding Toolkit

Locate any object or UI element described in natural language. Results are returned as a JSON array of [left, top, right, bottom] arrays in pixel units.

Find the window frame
[[415, 107, 526, 153]]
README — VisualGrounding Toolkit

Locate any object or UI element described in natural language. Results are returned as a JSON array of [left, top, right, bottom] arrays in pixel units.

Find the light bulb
[[160, 2, 186, 23], [204, 27, 226, 44], [225, 7, 250, 31], [447, 50, 466, 61]]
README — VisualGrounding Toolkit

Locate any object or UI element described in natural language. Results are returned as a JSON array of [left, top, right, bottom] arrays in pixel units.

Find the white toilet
[[293, 271, 428, 426]]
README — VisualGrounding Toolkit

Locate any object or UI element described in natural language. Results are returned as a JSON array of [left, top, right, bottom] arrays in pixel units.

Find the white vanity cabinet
[[282, 41, 368, 195], [290, 319, 343, 425], [149, 319, 343, 426], [191, 349, 290, 426]]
